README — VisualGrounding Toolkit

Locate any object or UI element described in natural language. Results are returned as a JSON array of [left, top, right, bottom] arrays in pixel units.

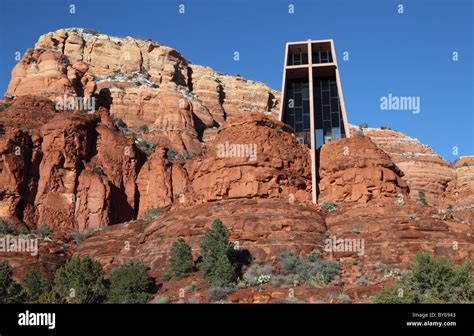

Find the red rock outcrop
[[319, 136, 408, 203], [355, 127, 454, 206], [0, 128, 32, 218], [135, 113, 313, 217]]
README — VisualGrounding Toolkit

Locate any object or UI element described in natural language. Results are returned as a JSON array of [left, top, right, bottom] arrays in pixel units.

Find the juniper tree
[[199, 218, 237, 286], [169, 238, 194, 278]]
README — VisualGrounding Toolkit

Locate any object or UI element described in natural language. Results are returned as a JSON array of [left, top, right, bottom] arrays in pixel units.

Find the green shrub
[[108, 260, 154, 304], [278, 251, 300, 273], [320, 201, 338, 212], [417, 191, 427, 206], [395, 195, 405, 206], [307, 251, 321, 262], [0, 102, 12, 112], [152, 295, 169, 304], [169, 238, 194, 278], [166, 149, 185, 161], [160, 272, 171, 282], [114, 118, 128, 132], [373, 251, 473, 303], [20, 268, 51, 303], [139, 124, 149, 133], [18, 226, 30, 235], [143, 207, 161, 221], [0, 261, 21, 303], [37, 224, 53, 238], [355, 275, 368, 287], [406, 250, 472, 303], [270, 274, 299, 287], [91, 166, 105, 176], [54, 256, 106, 303], [0, 218, 15, 235], [208, 286, 234, 302], [335, 293, 352, 303], [135, 139, 156, 158], [199, 218, 237, 286], [242, 264, 273, 287], [187, 296, 200, 304], [72, 230, 87, 244], [373, 283, 420, 303], [277, 251, 340, 286]]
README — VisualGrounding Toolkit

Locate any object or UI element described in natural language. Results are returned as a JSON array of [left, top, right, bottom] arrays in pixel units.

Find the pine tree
[[21, 268, 51, 303], [0, 261, 21, 303], [54, 256, 106, 303], [108, 260, 153, 304], [199, 218, 237, 286], [169, 238, 194, 278]]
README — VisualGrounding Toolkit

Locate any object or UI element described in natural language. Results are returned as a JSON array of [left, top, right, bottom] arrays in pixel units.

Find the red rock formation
[[0, 128, 32, 218], [356, 127, 454, 206], [6, 29, 280, 154], [319, 136, 408, 203]]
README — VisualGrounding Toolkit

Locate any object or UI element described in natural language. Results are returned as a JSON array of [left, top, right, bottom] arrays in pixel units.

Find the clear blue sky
[[0, 0, 472, 161]]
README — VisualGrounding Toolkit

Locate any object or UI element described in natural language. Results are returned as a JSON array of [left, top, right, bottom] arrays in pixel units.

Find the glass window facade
[[284, 80, 311, 145], [314, 77, 346, 148], [284, 77, 346, 148]]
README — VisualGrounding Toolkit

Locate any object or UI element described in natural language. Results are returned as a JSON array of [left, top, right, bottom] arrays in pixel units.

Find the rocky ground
[[0, 28, 472, 303]]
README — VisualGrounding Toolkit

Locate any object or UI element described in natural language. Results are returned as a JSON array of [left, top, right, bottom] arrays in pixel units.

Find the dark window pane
[[323, 105, 330, 120], [302, 87, 309, 99], [315, 109, 323, 128], [322, 91, 330, 105], [294, 93, 302, 106], [330, 83, 338, 97], [303, 100, 310, 114], [313, 52, 320, 63], [331, 113, 340, 127], [303, 115, 310, 130], [295, 122, 303, 132], [321, 80, 329, 89], [294, 82, 301, 92], [331, 98, 339, 112], [302, 53, 308, 64], [295, 108, 303, 122]]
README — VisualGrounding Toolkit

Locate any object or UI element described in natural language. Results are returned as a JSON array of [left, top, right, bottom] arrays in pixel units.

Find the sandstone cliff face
[[6, 28, 280, 154], [0, 96, 146, 232]]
